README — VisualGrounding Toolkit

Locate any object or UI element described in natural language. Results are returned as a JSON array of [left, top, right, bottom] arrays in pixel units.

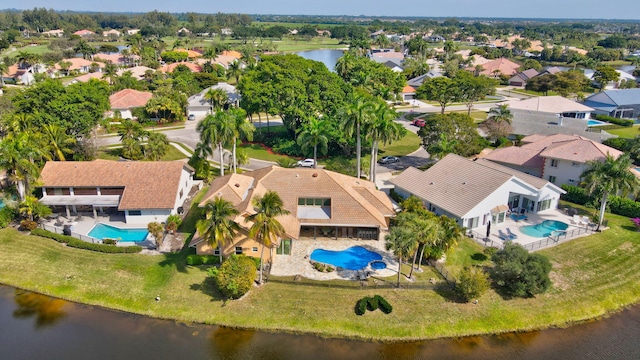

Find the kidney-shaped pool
[[310, 246, 383, 270]]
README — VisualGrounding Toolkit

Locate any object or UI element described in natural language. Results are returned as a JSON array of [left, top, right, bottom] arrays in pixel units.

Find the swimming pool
[[510, 214, 527, 221], [519, 220, 569, 238], [310, 246, 383, 270], [587, 120, 607, 127], [88, 223, 149, 242]]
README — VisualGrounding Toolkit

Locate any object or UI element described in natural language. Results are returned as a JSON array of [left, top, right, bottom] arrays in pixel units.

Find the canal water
[[1, 285, 640, 359], [296, 49, 344, 72]]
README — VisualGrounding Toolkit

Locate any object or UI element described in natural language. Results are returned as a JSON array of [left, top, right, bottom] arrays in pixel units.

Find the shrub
[[491, 242, 552, 298], [209, 254, 257, 299], [594, 114, 634, 127], [388, 188, 406, 204], [375, 295, 393, 314], [314, 262, 325, 272], [483, 247, 499, 256], [366, 296, 379, 311], [560, 185, 591, 206], [326, 266, 335, 272], [275, 158, 298, 168], [19, 219, 37, 231], [102, 238, 118, 245], [355, 297, 368, 315], [0, 206, 17, 228], [186, 254, 220, 266], [455, 266, 490, 302], [30, 228, 143, 253], [561, 185, 640, 218]]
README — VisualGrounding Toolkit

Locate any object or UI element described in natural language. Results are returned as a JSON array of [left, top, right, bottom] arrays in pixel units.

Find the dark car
[[378, 156, 400, 164]]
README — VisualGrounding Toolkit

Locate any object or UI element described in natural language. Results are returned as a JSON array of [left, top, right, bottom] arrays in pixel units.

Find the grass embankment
[[97, 145, 187, 161], [2, 201, 640, 340], [605, 125, 640, 139]]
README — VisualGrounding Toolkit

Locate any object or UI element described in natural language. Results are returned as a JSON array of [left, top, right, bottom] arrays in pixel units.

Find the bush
[[209, 254, 257, 299], [366, 296, 379, 311], [388, 188, 406, 204], [455, 266, 490, 302], [355, 297, 368, 315], [594, 114, 634, 127], [561, 185, 640, 218], [0, 206, 17, 228], [102, 238, 118, 245], [490, 242, 552, 298], [314, 262, 325, 272], [483, 247, 499, 256], [375, 295, 393, 314], [19, 220, 37, 231], [560, 185, 591, 206], [30, 228, 143, 253], [186, 254, 220, 266], [275, 158, 298, 168]]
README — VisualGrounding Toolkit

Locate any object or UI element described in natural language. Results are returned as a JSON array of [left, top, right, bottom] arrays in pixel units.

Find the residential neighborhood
[[1, 6, 640, 355]]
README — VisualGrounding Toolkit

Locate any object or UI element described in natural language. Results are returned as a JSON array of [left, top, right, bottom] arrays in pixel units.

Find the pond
[[2, 284, 640, 359], [296, 49, 345, 72]]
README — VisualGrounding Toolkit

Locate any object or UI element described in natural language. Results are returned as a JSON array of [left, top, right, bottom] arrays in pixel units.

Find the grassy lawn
[[3, 44, 50, 56], [238, 143, 295, 162], [96, 145, 187, 161], [447, 110, 488, 121], [378, 131, 421, 157], [2, 201, 640, 340], [605, 125, 640, 139]]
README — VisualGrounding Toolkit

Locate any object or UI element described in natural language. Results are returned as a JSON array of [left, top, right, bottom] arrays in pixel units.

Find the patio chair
[[572, 215, 582, 225], [506, 228, 518, 239], [497, 230, 511, 241], [582, 216, 590, 225]]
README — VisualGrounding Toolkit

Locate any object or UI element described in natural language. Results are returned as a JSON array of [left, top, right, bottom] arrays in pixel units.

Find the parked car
[[187, 114, 196, 121], [297, 158, 316, 168], [412, 118, 426, 127], [378, 156, 400, 164]]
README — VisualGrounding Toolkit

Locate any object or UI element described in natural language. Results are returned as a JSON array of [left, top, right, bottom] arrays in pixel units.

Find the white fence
[[39, 223, 103, 244]]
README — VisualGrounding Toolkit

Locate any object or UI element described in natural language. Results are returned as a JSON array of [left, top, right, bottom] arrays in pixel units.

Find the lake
[[296, 49, 345, 72], [2, 285, 640, 359]]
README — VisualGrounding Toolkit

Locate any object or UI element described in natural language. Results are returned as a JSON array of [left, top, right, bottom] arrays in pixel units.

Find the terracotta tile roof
[[158, 62, 202, 73], [69, 72, 104, 83], [220, 50, 242, 59], [73, 29, 95, 36], [55, 58, 104, 71], [472, 58, 520, 77], [483, 146, 545, 168], [199, 166, 395, 240], [520, 134, 582, 150], [402, 85, 416, 93], [109, 89, 153, 109], [94, 53, 140, 64], [116, 66, 155, 80], [39, 160, 193, 210], [173, 48, 202, 58]]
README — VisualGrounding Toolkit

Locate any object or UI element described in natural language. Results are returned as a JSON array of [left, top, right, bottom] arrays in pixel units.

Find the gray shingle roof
[[587, 89, 640, 106]]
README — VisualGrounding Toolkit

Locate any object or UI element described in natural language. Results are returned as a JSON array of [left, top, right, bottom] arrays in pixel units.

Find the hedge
[[186, 254, 220, 266], [355, 298, 368, 316], [560, 185, 640, 218], [594, 114, 634, 127], [375, 295, 393, 314], [30, 228, 143, 253], [355, 295, 392, 315]]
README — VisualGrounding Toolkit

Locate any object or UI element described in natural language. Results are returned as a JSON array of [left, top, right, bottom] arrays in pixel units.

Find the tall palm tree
[[367, 102, 405, 182], [144, 132, 169, 161], [203, 47, 217, 65], [437, 215, 463, 254], [488, 104, 513, 124], [44, 124, 75, 161], [227, 60, 242, 84], [339, 93, 374, 179], [197, 111, 235, 176], [296, 117, 329, 169], [118, 119, 147, 142], [0, 133, 48, 200], [204, 88, 228, 112], [581, 154, 639, 230], [197, 197, 240, 263], [246, 191, 290, 284], [385, 226, 417, 287], [334, 51, 355, 81], [228, 107, 254, 173]]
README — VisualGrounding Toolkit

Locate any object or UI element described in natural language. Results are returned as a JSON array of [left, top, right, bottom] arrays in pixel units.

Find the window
[[548, 175, 556, 184], [179, 189, 184, 198], [467, 217, 479, 229], [252, 247, 258, 252], [550, 159, 558, 168], [128, 210, 142, 216], [571, 162, 579, 167], [568, 179, 576, 184], [537, 199, 552, 212], [298, 198, 331, 207], [214, 249, 220, 255], [235, 247, 243, 254]]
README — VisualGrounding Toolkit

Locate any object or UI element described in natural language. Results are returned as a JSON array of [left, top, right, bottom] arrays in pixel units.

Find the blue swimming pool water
[[587, 120, 606, 127], [88, 223, 149, 242], [370, 260, 387, 270], [510, 214, 527, 221], [520, 220, 569, 238], [310, 246, 383, 270]]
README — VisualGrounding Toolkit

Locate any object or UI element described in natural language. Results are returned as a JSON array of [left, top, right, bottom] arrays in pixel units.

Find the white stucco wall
[[173, 168, 194, 212], [543, 158, 587, 187], [125, 209, 172, 224]]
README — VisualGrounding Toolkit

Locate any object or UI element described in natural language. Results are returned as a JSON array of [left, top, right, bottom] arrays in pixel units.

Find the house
[[537, 66, 562, 77], [508, 68, 539, 87], [582, 88, 640, 119], [42, 29, 64, 37], [73, 29, 95, 37], [469, 58, 520, 78], [402, 85, 416, 101], [102, 29, 121, 37], [94, 53, 140, 66], [189, 166, 395, 259], [221, 28, 233, 36], [390, 153, 565, 231], [407, 70, 443, 87], [371, 51, 405, 64], [65, 72, 104, 85], [1, 63, 45, 85], [584, 70, 637, 90], [177, 27, 191, 35], [38, 160, 195, 224], [116, 66, 155, 80], [382, 60, 403, 72], [54, 58, 104, 74], [158, 62, 202, 73], [126, 29, 140, 35], [187, 82, 240, 119], [483, 134, 623, 186], [108, 89, 153, 119], [503, 96, 594, 119], [173, 48, 202, 58]]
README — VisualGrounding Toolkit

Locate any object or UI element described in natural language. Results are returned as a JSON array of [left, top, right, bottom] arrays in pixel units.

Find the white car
[[297, 159, 316, 168]]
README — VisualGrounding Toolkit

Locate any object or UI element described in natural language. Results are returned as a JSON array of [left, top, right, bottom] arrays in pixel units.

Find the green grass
[[238, 143, 295, 162], [4, 44, 50, 56], [96, 145, 187, 161], [2, 202, 640, 341], [605, 125, 640, 139], [378, 132, 421, 157]]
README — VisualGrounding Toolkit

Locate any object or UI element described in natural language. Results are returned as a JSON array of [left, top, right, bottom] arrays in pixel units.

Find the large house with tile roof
[[39, 160, 194, 224], [503, 96, 594, 120], [390, 154, 565, 231], [469, 57, 520, 77], [582, 89, 640, 119], [109, 89, 153, 119], [190, 166, 395, 259], [483, 134, 623, 187]]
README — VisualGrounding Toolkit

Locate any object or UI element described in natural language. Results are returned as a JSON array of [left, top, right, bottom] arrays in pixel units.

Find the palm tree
[[367, 102, 405, 182], [228, 107, 255, 173], [204, 88, 228, 112], [296, 117, 329, 169], [227, 60, 242, 84], [197, 197, 240, 263], [581, 154, 639, 230], [339, 93, 374, 179], [488, 104, 513, 124], [385, 226, 417, 287], [246, 191, 290, 284], [429, 134, 458, 161], [144, 132, 169, 161], [44, 124, 75, 161], [334, 51, 355, 81], [437, 215, 463, 254], [118, 119, 147, 142], [0, 62, 7, 88], [197, 111, 235, 176], [203, 47, 217, 65], [0, 133, 48, 200]]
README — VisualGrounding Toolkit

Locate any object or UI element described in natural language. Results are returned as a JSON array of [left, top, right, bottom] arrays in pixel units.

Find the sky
[[9, 0, 640, 20]]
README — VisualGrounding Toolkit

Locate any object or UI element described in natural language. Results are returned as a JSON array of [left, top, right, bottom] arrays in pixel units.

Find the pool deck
[[270, 238, 399, 280]]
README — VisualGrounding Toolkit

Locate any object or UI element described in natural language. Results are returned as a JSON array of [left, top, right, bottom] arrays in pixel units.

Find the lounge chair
[[572, 215, 582, 225], [582, 216, 590, 225], [506, 228, 518, 239], [497, 230, 511, 241]]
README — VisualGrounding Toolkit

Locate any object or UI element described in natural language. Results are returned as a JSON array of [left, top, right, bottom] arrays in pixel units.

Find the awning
[[490, 204, 509, 214]]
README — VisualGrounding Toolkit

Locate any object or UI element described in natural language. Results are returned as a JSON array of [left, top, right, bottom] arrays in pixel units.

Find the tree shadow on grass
[[432, 282, 469, 304], [190, 277, 225, 302], [620, 225, 638, 233], [471, 252, 488, 261], [158, 252, 189, 273]]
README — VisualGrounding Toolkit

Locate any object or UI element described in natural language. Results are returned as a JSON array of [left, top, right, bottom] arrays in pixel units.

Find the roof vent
[[312, 173, 318, 178], [234, 183, 240, 187], [429, 181, 434, 185], [295, 174, 299, 177], [462, 181, 467, 185]]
